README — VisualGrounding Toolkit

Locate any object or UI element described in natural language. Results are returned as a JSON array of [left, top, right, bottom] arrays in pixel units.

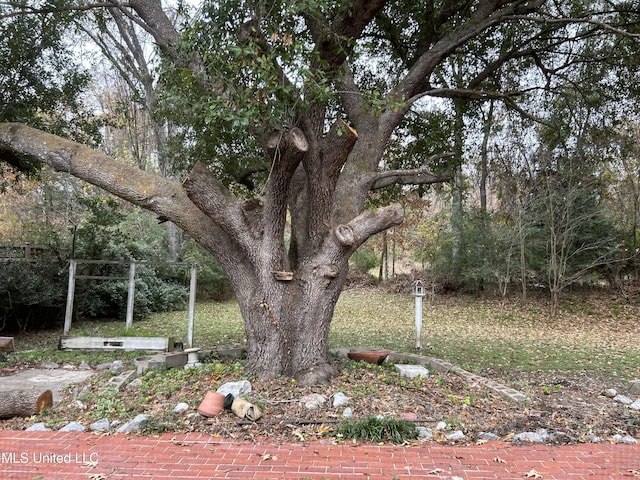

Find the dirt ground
[[1, 353, 638, 444]]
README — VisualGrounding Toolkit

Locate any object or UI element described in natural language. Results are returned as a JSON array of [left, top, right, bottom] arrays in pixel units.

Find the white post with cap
[[412, 280, 425, 349]]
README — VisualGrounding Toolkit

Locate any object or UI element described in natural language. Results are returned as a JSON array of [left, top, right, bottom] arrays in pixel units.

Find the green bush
[[0, 259, 67, 331], [351, 247, 379, 274]]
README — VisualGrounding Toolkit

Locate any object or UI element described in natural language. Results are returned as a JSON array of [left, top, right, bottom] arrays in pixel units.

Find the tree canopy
[[1, 0, 639, 383]]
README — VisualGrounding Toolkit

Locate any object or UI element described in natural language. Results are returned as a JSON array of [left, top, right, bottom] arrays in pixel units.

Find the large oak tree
[[1, 0, 638, 384]]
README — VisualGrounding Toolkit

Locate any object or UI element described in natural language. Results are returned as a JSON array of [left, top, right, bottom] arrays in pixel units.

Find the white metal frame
[[63, 259, 198, 347]]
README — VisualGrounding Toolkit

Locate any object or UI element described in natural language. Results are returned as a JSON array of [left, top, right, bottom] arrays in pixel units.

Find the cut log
[[0, 336, 15, 353], [0, 390, 53, 419]]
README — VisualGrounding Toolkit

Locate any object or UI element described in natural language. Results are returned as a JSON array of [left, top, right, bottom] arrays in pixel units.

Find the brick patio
[[1, 431, 639, 479]]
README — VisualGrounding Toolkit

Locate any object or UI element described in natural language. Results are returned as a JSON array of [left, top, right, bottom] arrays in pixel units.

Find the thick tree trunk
[[0, 390, 53, 419]]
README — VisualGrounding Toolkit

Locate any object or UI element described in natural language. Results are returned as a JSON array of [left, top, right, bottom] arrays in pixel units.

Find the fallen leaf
[[88, 475, 108, 480], [493, 456, 506, 463], [629, 470, 640, 477], [427, 468, 445, 475], [524, 468, 543, 479], [261, 453, 277, 461]]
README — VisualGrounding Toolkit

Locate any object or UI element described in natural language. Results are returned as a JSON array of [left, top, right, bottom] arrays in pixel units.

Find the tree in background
[[2, 1, 639, 383]]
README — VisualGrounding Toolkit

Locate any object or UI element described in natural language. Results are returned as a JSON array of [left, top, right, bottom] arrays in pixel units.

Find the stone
[[478, 432, 500, 441], [585, 434, 602, 443], [416, 427, 433, 439], [342, 407, 353, 418], [300, 393, 327, 410], [446, 430, 465, 442], [435, 421, 447, 431], [26, 422, 51, 432], [602, 388, 617, 398], [79, 361, 92, 370], [394, 364, 429, 379], [612, 434, 638, 445], [116, 414, 148, 433], [513, 429, 550, 444], [629, 380, 640, 395], [613, 394, 633, 405], [41, 361, 59, 369], [96, 362, 113, 370], [60, 421, 85, 432], [629, 399, 640, 411], [217, 380, 252, 397], [332, 392, 349, 407], [126, 378, 143, 390], [173, 402, 189, 414], [110, 360, 125, 373], [90, 419, 111, 432]]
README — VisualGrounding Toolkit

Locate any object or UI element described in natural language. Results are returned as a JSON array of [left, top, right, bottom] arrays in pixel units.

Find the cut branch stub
[[334, 224, 355, 246], [267, 127, 309, 163]]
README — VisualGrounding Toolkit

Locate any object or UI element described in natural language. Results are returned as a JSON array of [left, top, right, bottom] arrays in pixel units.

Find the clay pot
[[197, 391, 226, 417], [347, 350, 390, 365]]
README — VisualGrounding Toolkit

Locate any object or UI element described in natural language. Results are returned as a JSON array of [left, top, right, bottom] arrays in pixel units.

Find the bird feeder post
[[412, 280, 425, 349]]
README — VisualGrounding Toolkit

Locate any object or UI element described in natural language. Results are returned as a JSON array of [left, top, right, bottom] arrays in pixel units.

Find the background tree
[[2, 1, 640, 384]]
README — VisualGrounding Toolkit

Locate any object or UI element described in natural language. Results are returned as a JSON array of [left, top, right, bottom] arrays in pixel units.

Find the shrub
[[337, 416, 417, 443]]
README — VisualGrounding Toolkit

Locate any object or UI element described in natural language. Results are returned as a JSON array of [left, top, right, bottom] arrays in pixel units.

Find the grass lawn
[[51, 288, 640, 381]]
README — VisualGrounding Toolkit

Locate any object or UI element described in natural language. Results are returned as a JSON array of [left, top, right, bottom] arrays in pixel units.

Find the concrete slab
[[0, 369, 94, 404]]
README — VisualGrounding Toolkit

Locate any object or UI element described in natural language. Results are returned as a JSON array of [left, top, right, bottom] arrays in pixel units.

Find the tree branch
[[369, 152, 455, 190], [0, 122, 245, 265]]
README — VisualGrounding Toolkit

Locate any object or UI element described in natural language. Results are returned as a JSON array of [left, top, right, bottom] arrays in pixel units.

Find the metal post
[[413, 280, 425, 349], [63, 260, 77, 334], [125, 262, 136, 331], [415, 294, 423, 349], [187, 263, 198, 347]]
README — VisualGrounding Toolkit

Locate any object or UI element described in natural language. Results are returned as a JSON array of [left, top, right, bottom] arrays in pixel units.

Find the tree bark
[[0, 390, 53, 419]]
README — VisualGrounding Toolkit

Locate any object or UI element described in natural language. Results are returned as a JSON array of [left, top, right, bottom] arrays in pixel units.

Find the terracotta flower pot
[[347, 350, 390, 365], [197, 391, 226, 417]]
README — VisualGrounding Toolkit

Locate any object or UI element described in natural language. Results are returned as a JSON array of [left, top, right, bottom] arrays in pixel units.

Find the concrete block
[[157, 352, 188, 369], [395, 364, 429, 379], [105, 370, 137, 391]]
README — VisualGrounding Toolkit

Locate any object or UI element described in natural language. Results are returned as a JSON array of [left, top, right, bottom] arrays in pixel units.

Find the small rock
[[299, 393, 326, 410], [613, 394, 633, 405], [342, 407, 353, 418], [612, 434, 638, 445], [96, 362, 113, 370], [110, 360, 125, 373], [126, 378, 143, 390], [435, 421, 447, 431], [62, 363, 75, 370], [60, 421, 85, 432], [116, 414, 148, 433], [416, 427, 433, 439], [602, 388, 617, 398], [79, 361, 92, 370], [446, 430, 465, 442], [217, 380, 252, 397], [332, 392, 349, 407], [173, 403, 189, 414], [90, 419, 111, 432], [513, 429, 549, 443], [629, 399, 640, 411], [41, 361, 59, 369], [585, 434, 602, 443], [74, 400, 84, 409], [629, 380, 640, 395], [26, 423, 51, 432], [478, 432, 500, 441]]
